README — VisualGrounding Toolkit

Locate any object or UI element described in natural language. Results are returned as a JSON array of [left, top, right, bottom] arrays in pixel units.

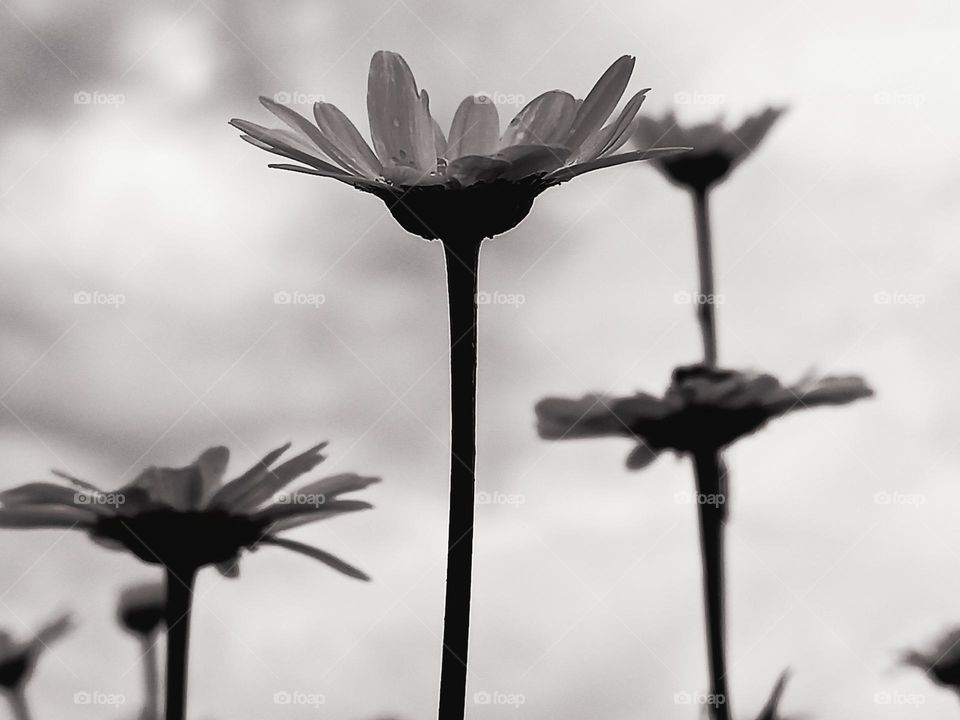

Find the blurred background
[[0, 0, 957, 717]]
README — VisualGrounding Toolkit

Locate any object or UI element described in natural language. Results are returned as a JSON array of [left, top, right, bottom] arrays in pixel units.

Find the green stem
[[7, 688, 31, 720], [437, 238, 481, 720], [692, 188, 718, 366], [693, 450, 730, 720], [164, 566, 196, 720], [141, 633, 161, 720]]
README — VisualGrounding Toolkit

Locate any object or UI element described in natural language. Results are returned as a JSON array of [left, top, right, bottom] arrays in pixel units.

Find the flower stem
[[164, 566, 196, 720], [692, 188, 718, 366], [6, 688, 31, 720], [692, 449, 730, 720], [438, 238, 482, 720], [140, 633, 161, 720]]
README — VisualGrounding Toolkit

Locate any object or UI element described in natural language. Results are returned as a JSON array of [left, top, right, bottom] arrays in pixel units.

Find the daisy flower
[[0, 615, 72, 720], [903, 627, 960, 695], [231, 51, 685, 242], [0, 443, 378, 720], [536, 364, 874, 469], [631, 107, 784, 193], [117, 581, 165, 720]]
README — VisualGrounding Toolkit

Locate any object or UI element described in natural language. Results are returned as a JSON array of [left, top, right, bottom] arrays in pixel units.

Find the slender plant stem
[[437, 238, 481, 720], [164, 566, 196, 720], [6, 688, 31, 720], [692, 188, 718, 366], [693, 451, 730, 720], [140, 633, 161, 720]]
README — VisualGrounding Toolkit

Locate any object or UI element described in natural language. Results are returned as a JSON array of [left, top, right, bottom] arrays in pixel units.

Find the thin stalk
[[6, 688, 31, 720], [437, 238, 481, 720], [164, 566, 196, 720], [140, 632, 161, 720], [692, 187, 718, 366], [693, 450, 730, 720]]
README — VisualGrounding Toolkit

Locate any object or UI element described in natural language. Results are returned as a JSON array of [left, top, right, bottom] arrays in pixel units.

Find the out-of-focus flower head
[[903, 627, 960, 693], [0, 615, 72, 691], [0, 444, 379, 580], [631, 107, 785, 192], [230, 51, 686, 241], [536, 364, 873, 469], [117, 581, 166, 637]]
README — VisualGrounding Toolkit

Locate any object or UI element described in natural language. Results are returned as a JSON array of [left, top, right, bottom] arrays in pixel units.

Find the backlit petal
[[565, 55, 635, 151], [312, 102, 384, 177], [499, 91, 577, 149], [367, 51, 435, 171], [260, 536, 370, 581], [446, 95, 499, 160]]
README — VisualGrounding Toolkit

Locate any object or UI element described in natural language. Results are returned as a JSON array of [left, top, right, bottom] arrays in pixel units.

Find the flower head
[[230, 51, 685, 241], [903, 627, 960, 693], [631, 107, 784, 192], [536, 364, 873, 468], [0, 615, 72, 691], [0, 443, 378, 580], [117, 581, 166, 637]]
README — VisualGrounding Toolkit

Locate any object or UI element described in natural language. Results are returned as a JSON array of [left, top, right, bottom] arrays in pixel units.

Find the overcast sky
[[1, 1, 959, 718]]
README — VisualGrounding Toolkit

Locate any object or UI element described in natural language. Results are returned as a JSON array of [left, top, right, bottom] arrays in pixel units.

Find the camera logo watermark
[[74, 91, 125, 108], [674, 291, 725, 306], [273, 91, 326, 105], [873, 491, 925, 508], [275, 492, 327, 509], [674, 91, 725, 106], [74, 290, 126, 308], [873, 91, 925, 107], [674, 690, 726, 707], [273, 290, 326, 308], [873, 291, 925, 309], [273, 691, 325, 708], [473, 690, 525, 708], [73, 691, 126, 707], [74, 491, 125, 509], [476, 491, 526, 508], [874, 690, 926, 706], [476, 291, 525, 307], [675, 491, 726, 508], [473, 91, 526, 108]]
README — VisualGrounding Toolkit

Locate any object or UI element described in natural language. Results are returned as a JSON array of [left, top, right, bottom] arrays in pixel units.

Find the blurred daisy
[[0, 444, 378, 720], [117, 582, 165, 720], [536, 364, 873, 469], [631, 107, 784, 193], [231, 51, 684, 241], [0, 443, 377, 580], [0, 615, 71, 720], [903, 627, 960, 694]]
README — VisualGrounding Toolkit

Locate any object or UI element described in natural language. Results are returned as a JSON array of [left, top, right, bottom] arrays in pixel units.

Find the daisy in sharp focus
[[0, 443, 378, 720], [0, 615, 72, 720], [230, 51, 686, 242], [536, 364, 873, 470], [631, 107, 785, 193]]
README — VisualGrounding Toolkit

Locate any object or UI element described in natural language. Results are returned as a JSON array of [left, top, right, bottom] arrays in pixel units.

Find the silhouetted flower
[[0, 614, 71, 720], [631, 108, 784, 192], [117, 581, 166, 637], [0, 443, 378, 580], [536, 364, 873, 468], [903, 627, 960, 693], [230, 51, 685, 241]]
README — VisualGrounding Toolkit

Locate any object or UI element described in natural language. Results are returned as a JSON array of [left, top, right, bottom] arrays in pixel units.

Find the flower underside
[[231, 51, 688, 240]]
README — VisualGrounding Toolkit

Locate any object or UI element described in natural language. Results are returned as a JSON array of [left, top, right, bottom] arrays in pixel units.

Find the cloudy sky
[[1, 0, 959, 718]]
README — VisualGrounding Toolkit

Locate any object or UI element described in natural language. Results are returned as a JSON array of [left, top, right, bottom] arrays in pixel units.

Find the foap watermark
[[873, 290, 925, 309], [74, 290, 126, 308], [476, 290, 525, 307], [674, 690, 726, 707], [74, 90, 125, 107], [674, 91, 725, 106], [874, 690, 926, 706], [273, 290, 326, 308], [473, 690, 526, 708], [675, 490, 726, 508], [73, 691, 126, 708], [873, 91, 926, 107], [273, 691, 326, 708], [473, 91, 526, 108], [274, 491, 327, 509], [674, 291, 725, 306], [273, 90, 326, 105], [476, 490, 526, 508], [873, 491, 925, 508], [74, 491, 125, 509]]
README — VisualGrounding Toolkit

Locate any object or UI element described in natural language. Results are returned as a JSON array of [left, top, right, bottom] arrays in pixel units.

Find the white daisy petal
[[446, 95, 499, 160], [499, 90, 577, 149], [565, 55, 635, 152], [366, 51, 435, 172]]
